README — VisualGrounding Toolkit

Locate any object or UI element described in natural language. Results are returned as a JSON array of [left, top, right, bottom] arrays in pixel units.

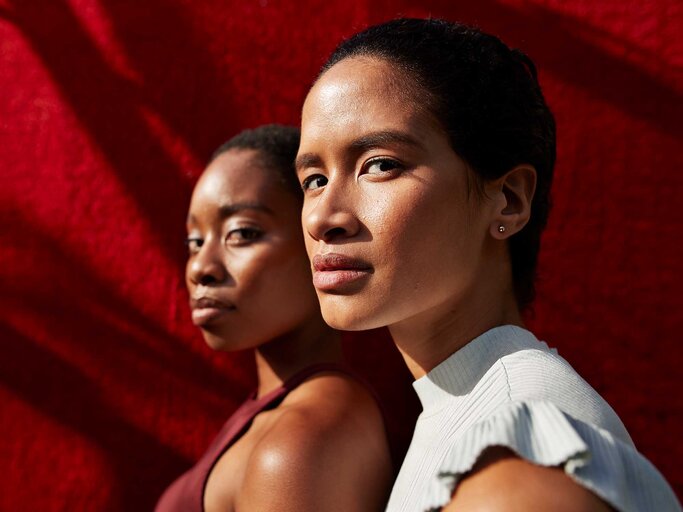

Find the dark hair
[[212, 124, 302, 198], [322, 18, 556, 308]]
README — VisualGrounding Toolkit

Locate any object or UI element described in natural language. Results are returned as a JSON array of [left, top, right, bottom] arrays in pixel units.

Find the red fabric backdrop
[[1, 0, 681, 510]]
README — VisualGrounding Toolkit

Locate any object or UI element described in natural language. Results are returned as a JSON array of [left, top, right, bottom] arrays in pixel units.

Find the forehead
[[301, 57, 435, 147], [196, 150, 267, 198], [190, 149, 294, 214]]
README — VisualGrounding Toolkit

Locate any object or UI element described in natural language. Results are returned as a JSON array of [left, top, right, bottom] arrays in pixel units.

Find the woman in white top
[[295, 18, 681, 512]]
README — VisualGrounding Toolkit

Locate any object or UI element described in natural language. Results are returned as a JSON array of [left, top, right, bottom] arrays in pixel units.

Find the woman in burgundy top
[[156, 125, 392, 512]]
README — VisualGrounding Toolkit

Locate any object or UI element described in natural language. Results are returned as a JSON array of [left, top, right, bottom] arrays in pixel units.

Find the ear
[[487, 165, 536, 240]]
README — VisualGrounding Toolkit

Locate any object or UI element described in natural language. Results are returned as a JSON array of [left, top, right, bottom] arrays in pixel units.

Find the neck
[[253, 316, 342, 397], [389, 255, 523, 379]]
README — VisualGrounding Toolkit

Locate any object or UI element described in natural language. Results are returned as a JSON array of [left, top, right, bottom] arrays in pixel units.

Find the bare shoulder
[[235, 373, 392, 512], [443, 447, 615, 512], [262, 372, 389, 456], [288, 371, 385, 420]]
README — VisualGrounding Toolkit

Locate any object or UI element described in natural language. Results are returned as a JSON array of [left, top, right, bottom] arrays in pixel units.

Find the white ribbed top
[[386, 325, 681, 512]]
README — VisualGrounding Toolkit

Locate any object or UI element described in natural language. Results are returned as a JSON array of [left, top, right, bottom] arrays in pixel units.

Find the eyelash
[[301, 157, 405, 192], [185, 237, 203, 255], [362, 157, 405, 175], [227, 227, 263, 244], [301, 174, 328, 192], [185, 228, 263, 254]]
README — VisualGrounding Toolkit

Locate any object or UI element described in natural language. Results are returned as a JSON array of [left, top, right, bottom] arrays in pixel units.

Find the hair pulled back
[[213, 124, 302, 199], [322, 18, 556, 308]]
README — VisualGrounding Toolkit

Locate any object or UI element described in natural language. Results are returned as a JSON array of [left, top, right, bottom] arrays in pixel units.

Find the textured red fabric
[[0, 0, 680, 510]]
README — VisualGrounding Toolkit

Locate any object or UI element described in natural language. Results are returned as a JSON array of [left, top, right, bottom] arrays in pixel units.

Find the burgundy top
[[155, 363, 361, 512]]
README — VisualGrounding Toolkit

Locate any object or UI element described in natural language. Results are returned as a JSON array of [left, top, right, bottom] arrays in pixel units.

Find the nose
[[303, 180, 360, 243], [186, 239, 228, 286]]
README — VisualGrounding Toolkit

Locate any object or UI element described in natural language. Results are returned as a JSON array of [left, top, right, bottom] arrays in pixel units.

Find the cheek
[[369, 182, 480, 295], [301, 203, 317, 255], [361, 182, 457, 256], [235, 243, 315, 311], [184, 260, 195, 292]]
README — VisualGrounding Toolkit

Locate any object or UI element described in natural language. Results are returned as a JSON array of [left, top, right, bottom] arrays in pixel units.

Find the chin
[[319, 295, 384, 331], [201, 331, 228, 351], [200, 329, 247, 352]]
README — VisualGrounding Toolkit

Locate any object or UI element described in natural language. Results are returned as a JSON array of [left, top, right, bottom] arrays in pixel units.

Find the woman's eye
[[185, 237, 204, 255], [364, 157, 404, 175], [302, 174, 328, 191], [226, 228, 263, 245]]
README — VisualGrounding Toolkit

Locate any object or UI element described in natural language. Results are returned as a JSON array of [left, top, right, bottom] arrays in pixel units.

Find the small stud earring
[[498, 225, 506, 233]]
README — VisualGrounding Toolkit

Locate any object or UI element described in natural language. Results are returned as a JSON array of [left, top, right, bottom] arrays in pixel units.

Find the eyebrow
[[295, 153, 322, 173], [187, 202, 273, 224], [295, 130, 423, 172], [349, 130, 423, 152]]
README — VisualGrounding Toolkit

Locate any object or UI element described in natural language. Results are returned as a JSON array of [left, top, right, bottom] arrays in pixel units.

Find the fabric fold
[[426, 401, 679, 512]]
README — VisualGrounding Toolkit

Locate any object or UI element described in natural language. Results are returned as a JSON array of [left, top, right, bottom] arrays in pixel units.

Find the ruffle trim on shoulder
[[422, 401, 681, 512]]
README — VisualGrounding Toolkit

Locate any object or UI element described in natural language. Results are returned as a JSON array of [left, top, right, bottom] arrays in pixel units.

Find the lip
[[312, 253, 373, 292], [190, 296, 236, 326]]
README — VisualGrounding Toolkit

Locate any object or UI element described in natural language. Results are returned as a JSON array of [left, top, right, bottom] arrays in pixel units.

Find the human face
[[297, 57, 495, 331], [186, 149, 320, 351]]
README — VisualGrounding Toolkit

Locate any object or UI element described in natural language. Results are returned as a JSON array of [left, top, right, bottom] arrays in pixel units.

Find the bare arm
[[443, 447, 614, 512], [235, 378, 392, 511]]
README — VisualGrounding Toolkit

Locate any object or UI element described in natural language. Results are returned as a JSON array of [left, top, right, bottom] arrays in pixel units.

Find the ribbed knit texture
[[386, 326, 681, 512]]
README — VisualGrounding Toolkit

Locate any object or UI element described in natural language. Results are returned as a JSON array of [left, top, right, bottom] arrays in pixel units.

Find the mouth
[[312, 253, 373, 292], [190, 296, 236, 326]]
